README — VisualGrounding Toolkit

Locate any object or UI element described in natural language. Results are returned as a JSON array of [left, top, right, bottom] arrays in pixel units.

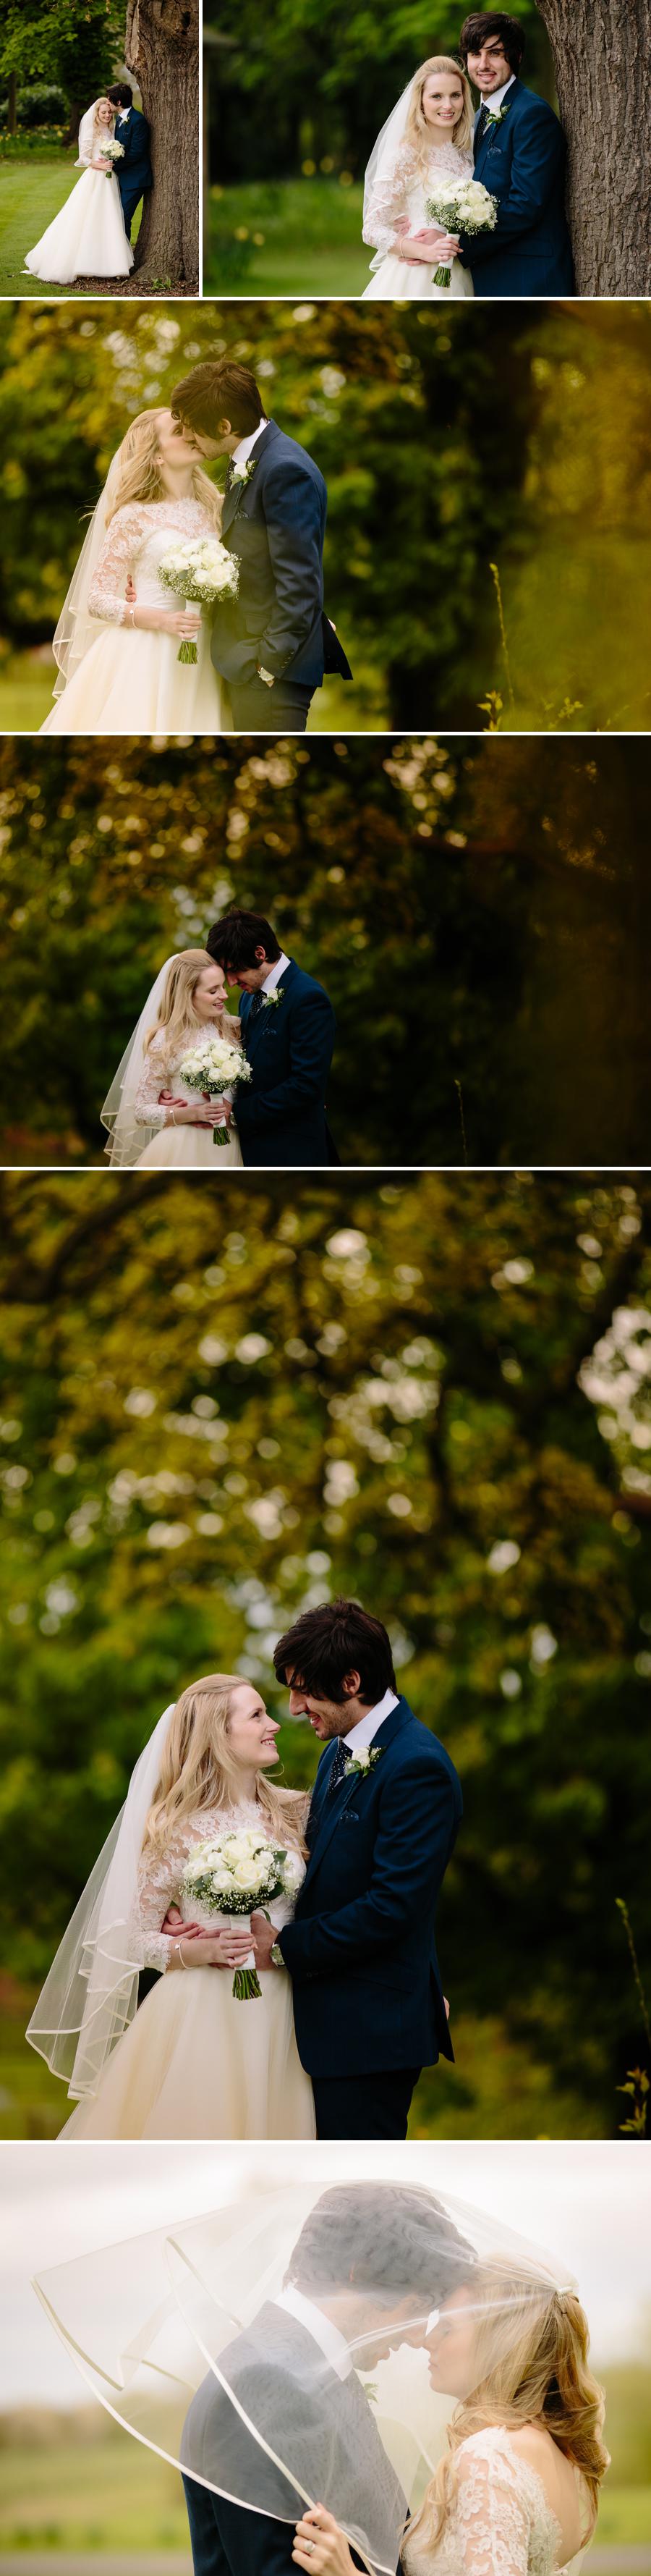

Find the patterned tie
[[327, 1738, 352, 1797], [476, 102, 490, 151], [249, 989, 264, 1020]]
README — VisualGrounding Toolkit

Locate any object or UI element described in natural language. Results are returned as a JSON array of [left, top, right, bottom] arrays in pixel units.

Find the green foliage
[[1, 1172, 650, 2138], [0, 0, 124, 114]]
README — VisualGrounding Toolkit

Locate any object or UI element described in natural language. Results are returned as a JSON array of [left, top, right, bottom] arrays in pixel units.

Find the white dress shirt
[[260, 950, 290, 996], [476, 72, 516, 124], [276, 2284, 352, 2380], [232, 417, 270, 472], [344, 1687, 399, 1754]]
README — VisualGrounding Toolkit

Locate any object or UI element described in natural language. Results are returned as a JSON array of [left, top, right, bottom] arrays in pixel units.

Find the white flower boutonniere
[[233, 457, 258, 486], [348, 1745, 383, 1777], [485, 99, 511, 128], [263, 986, 285, 1008]]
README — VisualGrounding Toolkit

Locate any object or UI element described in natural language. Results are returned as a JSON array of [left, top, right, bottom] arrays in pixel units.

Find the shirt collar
[[260, 950, 290, 997], [276, 2286, 352, 2381], [344, 1689, 399, 1752], [479, 72, 516, 115], [232, 417, 270, 470]]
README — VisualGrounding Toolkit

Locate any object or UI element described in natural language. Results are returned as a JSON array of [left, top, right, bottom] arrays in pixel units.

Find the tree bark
[[125, 0, 199, 288], [535, 0, 651, 293]]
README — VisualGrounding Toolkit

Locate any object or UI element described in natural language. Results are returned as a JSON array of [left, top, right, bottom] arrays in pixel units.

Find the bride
[[27, 1675, 315, 2140], [25, 98, 134, 285], [40, 407, 226, 735], [362, 57, 475, 300], [102, 948, 244, 1168]]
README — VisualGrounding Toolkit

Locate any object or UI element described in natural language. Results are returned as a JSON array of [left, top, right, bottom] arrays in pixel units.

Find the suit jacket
[[115, 106, 153, 201], [464, 80, 574, 295], [279, 1698, 462, 2078], [210, 420, 352, 691], [182, 2301, 407, 2576], [236, 960, 338, 1167]]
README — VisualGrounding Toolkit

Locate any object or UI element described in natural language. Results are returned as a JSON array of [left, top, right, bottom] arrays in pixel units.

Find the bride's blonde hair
[[405, 2263, 608, 2554], [106, 409, 221, 527], [142, 1674, 308, 1855], [144, 949, 241, 1063], [404, 56, 474, 162]]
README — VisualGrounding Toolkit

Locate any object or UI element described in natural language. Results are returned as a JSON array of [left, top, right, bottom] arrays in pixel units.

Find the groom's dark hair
[[285, 2184, 474, 2307], [207, 911, 281, 970], [107, 81, 134, 105], [171, 359, 265, 440], [459, 12, 525, 69], [274, 1598, 396, 1703]]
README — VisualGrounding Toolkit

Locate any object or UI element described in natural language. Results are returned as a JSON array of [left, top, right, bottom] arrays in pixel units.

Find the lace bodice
[[88, 499, 215, 626], [135, 1800, 308, 1972], [403, 2433, 580, 2576], [134, 1023, 243, 1131], [364, 140, 472, 255]]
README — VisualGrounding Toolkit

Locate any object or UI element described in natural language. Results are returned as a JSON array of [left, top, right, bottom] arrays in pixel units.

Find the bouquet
[[178, 1031, 251, 1146], [424, 175, 498, 288], [99, 137, 124, 164], [180, 1829, 305, 1998], [158, 535, 239, 663]]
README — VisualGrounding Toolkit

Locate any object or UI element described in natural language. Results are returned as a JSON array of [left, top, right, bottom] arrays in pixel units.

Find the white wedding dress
[[62, 1799, 315, 2140], [131, 1030, 244, 1168], [403, 2431, 586, 2576], [25, 159, 133, 285], [41, 498, 225, 735], [362, 140, 475, 299]]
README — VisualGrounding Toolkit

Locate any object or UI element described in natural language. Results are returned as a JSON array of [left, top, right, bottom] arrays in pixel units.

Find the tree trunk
[[535, 0, 651, 293], [125, 0, 199, 288]]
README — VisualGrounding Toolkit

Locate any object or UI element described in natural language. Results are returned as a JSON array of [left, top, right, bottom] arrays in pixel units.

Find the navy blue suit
[[464, 80, 574, 296], [279, 1697, 462, 2138], [211, 419, 352, 732], [235, 960, 337, 1168], [114, 106, 153, 238], [182, 2304, 407, 2576]]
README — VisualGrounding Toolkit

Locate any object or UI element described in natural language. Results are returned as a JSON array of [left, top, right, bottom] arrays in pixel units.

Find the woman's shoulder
[[105, 499, 152, 536]]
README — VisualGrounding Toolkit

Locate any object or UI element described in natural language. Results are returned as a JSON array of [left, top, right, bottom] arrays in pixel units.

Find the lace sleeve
[[134, 1035, 174, 1129], [363, 146, 417, 253], [88, 504, 148, 626], [134, 1828, 189, 1973], [455, 2444, 532, 2576]]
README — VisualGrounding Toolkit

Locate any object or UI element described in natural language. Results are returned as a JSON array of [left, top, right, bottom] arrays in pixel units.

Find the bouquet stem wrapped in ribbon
[[425, 175, 498, 287], [178, 1032, 252, 1144], [158, 535, 239, 663], [180, 1828, 305, 1998]]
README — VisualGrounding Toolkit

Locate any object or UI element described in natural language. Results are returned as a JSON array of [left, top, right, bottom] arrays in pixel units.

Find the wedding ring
[[304, 2543, 315, 2554]]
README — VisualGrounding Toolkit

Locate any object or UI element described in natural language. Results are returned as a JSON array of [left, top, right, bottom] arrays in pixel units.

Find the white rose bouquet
[[178, 1031, 251, 1145], [180, 1829, 305, 1998], [158, 535, 239, 664], [99, 137, 125, 164], [424, 174, 498, 288]]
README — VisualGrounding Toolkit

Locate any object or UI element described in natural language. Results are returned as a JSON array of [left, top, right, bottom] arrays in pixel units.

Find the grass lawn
[[203, 177, 369, 297], [0, 649, 387, 735], [0, 153, 141, 297]]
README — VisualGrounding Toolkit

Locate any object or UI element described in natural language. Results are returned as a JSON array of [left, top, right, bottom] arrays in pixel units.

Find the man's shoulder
[[513, 81, 558, 127], [289, 963, 330, 1005], [389, 1705, 461, 1785], [263, 427, 324, 484]]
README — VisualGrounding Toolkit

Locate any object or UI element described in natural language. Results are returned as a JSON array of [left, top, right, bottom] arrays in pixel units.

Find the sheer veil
[[51, 442, 125, 699], [362, 76, 417, 245], [101, 955, 187, 1167], [76, 100, 114, 169], [25, 1702, 176, 2101]]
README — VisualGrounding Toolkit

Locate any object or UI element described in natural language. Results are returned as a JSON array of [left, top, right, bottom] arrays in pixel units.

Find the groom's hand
[[250, 1912, 278, 1970]]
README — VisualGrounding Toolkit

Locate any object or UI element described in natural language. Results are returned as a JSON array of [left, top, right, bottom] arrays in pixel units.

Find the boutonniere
[[485, 99, 511, 128], [348, 1745, 383, 1777], [263, 985, 284, 1008], [232, 458, 257, 486]]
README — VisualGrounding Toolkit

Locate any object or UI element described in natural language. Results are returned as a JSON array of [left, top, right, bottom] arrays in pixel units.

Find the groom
[[207, 908, 338, 1167], [106, 80, 153, 242], [250, 1600, 462, 2140], [182, 2184, 474, 2576], [458, 11, 574, 295], [170, 356, 352, 732]]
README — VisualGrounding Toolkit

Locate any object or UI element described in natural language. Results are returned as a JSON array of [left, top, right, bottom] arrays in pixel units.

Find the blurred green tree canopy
[[1, 1171, 650, 2135], [1, 735, 651, 1168], [0, 0, 124, 124], [1, 298, 651, 728]]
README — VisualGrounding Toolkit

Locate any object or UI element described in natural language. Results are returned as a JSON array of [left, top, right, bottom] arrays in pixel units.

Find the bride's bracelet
[[175, 1940, 187, 1969]]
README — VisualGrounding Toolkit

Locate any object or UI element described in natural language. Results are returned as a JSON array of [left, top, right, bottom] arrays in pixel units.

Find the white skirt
[[61, 1963, 316, 2141], [25, 166, 133, 284], [135, 1126, 243, 1169], [41, 620, 224, 735], [362, 253, 474, 299]]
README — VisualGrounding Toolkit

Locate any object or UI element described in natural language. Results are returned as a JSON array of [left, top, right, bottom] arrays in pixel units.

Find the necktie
[[328, 1739, 352, 1796], [476, 102, 490, 148], [249, 989, 264, 1019]]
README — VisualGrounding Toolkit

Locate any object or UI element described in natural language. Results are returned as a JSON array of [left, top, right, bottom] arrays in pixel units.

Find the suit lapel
[[302, 1699, 410, 1891], [221, 418, 278, 536], [244, 960, 297, 1060]]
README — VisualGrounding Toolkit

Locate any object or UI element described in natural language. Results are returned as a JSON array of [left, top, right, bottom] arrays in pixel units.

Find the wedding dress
[[62, 1799, 316, 2140], [25, 140, 133, 285], [41, 498, 225, 735], [362, 140, 475, 299], [131, 1031, 244, 1168], [403, 2431, 585, 2575]]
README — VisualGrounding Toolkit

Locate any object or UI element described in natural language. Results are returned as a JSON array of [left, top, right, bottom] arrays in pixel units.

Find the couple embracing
[[363, 10, 574, 300], [27, 1600, 462, 2142], [25, 83, 151, 286]]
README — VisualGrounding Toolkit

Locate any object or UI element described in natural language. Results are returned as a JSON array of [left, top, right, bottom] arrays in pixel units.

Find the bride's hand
[[293, 2509, 356, 2576], [164, 1102, 218, 1127], [129, 605, 203, 638], [171, 1929, 255, 1969]]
